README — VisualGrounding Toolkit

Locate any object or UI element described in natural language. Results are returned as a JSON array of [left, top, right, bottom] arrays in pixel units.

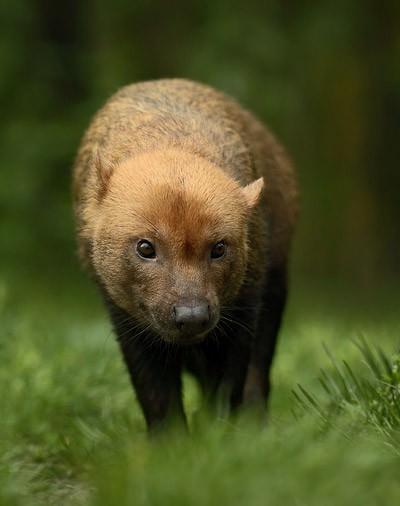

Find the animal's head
[[89, 149, 263, 343]]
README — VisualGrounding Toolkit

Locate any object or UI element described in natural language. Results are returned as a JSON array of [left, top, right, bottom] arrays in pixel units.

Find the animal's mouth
[[165, 331, 213, 346], [149, 316, 218, 345], [176, 327, 215, 344], [148, 304, 220, 345]]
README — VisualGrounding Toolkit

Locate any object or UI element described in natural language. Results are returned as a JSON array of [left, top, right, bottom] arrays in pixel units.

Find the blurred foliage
[[0, 0, 399, 286]]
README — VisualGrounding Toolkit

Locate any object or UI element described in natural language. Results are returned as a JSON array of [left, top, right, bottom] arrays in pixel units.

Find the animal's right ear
[[95, 149, 113, 200]]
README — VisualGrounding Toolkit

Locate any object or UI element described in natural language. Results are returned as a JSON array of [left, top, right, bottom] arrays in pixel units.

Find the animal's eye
[[136, 240, 156, 259], [210, 241, 226, 259]]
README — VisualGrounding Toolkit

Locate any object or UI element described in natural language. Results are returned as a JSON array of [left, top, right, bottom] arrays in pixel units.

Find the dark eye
[[210, 241, 226, 259], [136, 240, 156, 259]]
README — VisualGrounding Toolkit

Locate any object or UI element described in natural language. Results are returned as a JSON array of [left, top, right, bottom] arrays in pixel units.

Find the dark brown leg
[[243, 265, 287, 407], [219, 312, 255, 414], [106, 299, 186, 431], [184, 307, 255, 417]]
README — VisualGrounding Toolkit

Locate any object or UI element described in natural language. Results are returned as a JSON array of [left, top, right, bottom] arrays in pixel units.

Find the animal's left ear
[[94, 148, 114, 200], [241, 177, 264, 210]]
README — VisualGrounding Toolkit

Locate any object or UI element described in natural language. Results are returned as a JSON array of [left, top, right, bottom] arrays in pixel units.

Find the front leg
[[216, 306, 256, 414], [185, 306, 256, 416], [243, 265, 287, 407], [106, 299, 186, 431]]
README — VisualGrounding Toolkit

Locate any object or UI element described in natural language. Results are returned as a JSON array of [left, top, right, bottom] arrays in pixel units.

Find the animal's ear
[[95, 148, 113, 200], [241, 177, 264, 209]]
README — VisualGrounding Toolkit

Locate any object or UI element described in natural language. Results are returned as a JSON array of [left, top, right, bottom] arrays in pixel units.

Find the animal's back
[[74, 78, 298, 268]]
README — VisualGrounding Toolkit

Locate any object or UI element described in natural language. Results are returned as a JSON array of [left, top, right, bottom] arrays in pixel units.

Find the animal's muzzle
[[172, 301, 211, 336]]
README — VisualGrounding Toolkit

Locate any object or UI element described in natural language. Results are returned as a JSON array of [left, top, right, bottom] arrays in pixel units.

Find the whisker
[[117, 321, 151, 344], [221, 305, 258, 312], [219, 314, 255, 341]]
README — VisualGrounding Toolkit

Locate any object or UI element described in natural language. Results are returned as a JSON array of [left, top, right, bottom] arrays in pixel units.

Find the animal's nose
[[173, 302, 210, 335]]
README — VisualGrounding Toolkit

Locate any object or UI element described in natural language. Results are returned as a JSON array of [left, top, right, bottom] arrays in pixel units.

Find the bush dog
[[73, 79, 298, 430]]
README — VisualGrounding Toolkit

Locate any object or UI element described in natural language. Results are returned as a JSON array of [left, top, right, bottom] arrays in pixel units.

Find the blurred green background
[[1, 0, 399, 292]]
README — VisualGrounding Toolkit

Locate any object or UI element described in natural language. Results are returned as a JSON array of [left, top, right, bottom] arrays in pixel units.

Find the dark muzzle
[[173, 302, 210, 335]]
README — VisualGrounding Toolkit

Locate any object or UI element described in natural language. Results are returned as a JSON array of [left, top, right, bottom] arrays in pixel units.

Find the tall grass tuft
[[294, 337, 400, 449]]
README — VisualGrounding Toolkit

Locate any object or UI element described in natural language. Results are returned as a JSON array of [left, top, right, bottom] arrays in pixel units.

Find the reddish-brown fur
[[73, 79, 298, 429]]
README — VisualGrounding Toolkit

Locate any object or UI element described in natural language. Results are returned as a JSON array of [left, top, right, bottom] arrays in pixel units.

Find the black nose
[[173, 303, 210, 334]]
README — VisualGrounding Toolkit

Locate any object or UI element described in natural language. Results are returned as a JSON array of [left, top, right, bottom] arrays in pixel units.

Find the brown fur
[[73, 79, 299, 429]]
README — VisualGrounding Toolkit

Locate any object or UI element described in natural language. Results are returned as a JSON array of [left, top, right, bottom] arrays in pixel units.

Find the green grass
[[294, 338, 400, 452], [1, 272, 399, 505]]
